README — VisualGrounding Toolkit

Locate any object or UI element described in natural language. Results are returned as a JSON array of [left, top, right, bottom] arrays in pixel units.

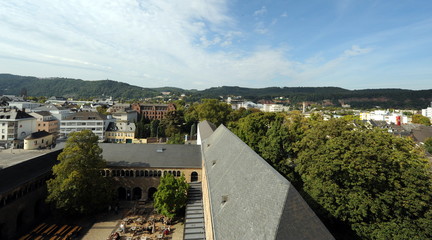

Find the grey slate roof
[[202, 125, 334, 240], [198, 120, 217, 142], [0, 109, 35, 120], [99, 143, 201, 168], [64, 111, 107, 120], [25, 131, 52, 140]]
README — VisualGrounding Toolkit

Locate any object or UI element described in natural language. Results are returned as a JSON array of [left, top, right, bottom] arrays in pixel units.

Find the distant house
[[111, 110, 138, 122], [131, 103, 175, 120], [23, 131, 54, 150], [108, 103, 131, 113], [29, 111, 60, 138], [32, 104, 73, 121], [0, 108, 36, 148], [105, 121, 136, 143], [7, 102, 41, 111], [60, 112, 115, 141]]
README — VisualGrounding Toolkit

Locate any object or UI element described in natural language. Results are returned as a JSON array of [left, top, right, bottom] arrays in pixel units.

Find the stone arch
[[157, 171, 161, 177], [177, 171, 181, 176], [118, 187, 127, 200], [191, 171, 198, 182], [148, 187, 157, 201], [132, 187, 142, 200], [145, 170, 149, 177]]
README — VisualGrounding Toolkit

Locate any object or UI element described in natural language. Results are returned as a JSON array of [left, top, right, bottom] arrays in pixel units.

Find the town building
[[421, 102, 432, 119], [105, 121, 136, 143], [261, 103, 290, 112], [60, 112, 115, 141], [7, 102, 41, 111], [360, 110, 408, 125], [32, 104, 73, 121], [108, 103, 131, 113], [111, 110, 138, 122], [29, 111, 60, 138], [131, 103, 176, 120], [23, 131, 54, 150], [0, 108, 36, 148]]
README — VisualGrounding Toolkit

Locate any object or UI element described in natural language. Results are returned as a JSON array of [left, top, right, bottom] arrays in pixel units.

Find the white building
[[32, 104, 73, 121], [231, 101, 262, 110], [421, 102, 432, 119], [261, 104, 290, 112], [360, 110, 408, 125], [60, 112, 115, 141], [0, 108, 37, 148], [7, 102, 41, 111], [111, 110, 138, 122]]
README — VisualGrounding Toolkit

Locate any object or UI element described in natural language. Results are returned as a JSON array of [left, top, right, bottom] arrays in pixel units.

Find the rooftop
[[100, 143, 201, 169]]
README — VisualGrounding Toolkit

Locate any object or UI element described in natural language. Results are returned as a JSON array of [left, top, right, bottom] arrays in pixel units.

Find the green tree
[[154, 174, 189, 219], [424, 137, 432, 154], [150, 120, 160, 138], [193, 99, 232, 126], [167, 133, 185, 144], [295, 118, 432, 239], [46, 130, 113, 215], [412, 114, 431, 126], [160, 110, 185, 137]]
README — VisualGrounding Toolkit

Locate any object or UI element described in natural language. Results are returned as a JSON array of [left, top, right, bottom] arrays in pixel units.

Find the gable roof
[[25, 131, 52, 140], [201, 125, 334, 240], [100, 143, 201, 168]]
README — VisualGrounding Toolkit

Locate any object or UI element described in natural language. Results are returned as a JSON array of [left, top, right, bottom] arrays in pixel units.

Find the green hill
[[1, 74, 431, 108]]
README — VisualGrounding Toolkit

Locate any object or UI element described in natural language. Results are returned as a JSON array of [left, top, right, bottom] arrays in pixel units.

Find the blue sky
[[0, 0, 431, 90]]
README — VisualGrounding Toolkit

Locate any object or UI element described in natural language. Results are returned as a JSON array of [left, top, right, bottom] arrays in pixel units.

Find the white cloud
[[253, 6, 267, 17], [0, 1, 380, 89]]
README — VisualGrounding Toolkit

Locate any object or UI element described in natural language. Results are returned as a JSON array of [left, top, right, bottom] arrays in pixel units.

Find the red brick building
[[131, 103, 176, 120]]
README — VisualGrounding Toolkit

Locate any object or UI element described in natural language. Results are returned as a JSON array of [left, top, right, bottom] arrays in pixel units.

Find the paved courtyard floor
[[81, 201, 184, 240]]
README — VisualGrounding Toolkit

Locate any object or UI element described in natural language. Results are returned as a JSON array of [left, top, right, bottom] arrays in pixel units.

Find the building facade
[[131, 103, 176, 120], [105, 121, 136, 143], [60, 112, 115, 141], [29, 111, 59, 137], [0, 108, 36, 148]]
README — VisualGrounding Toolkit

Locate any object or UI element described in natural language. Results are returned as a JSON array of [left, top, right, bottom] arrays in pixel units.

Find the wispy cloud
[[0, 1, 429, 90], [253, 6, 267, 17]]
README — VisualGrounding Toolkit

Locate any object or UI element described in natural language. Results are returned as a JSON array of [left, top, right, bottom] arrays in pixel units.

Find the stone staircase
[[183, 182, 205, 240]]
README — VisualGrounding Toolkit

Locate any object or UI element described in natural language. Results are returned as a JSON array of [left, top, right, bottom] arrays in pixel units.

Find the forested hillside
[[1, 74, 431, 108]]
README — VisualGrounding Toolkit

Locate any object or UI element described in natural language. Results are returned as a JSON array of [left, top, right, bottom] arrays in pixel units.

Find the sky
[[0, 0, 431, 90]]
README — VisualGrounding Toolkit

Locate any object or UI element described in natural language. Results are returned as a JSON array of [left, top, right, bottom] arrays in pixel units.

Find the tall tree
[[194, 99, 232, 126], [154, 174, 189, 219], [46, 130, 113, 215], [295, 118, 432, 239], [412, 114, 431, 126]]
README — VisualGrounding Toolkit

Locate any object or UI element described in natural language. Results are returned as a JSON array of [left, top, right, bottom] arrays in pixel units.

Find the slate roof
[[197, 120, 217, 143], [99, 143, 201, 168], [25, 131, 52, 140], [31, 111, 52, 117], [106, 121, 136, 132], [64, 111, 107, 120], [201, 125, 334, 240], [0, 109, 35, 120]]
